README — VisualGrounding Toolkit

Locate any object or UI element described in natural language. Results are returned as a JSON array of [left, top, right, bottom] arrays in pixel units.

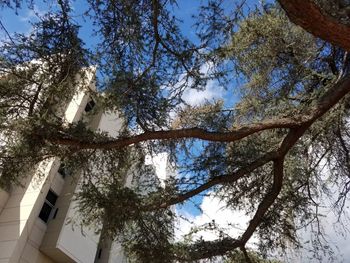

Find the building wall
[[0, 67, 171, 263], [0, 190, 9, 215], [39, 68, 103, 263], [40, 171, 101, 263], [0, 68, 101, 263], [0, 159, 58, 263]]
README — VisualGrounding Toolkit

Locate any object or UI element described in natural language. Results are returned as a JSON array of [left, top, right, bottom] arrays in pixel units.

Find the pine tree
[[1, 1, 350, 262]]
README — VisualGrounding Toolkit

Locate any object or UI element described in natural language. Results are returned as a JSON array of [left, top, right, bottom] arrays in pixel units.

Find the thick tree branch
[[172, 91, 345, 260], [49, 119, 301, 148], [155, 72, 350, 209], [279, 0, 350, 51], [47, 74, 350, 149]]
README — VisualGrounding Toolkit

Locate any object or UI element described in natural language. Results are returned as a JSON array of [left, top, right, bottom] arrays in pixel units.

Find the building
[[0, 68, 170, 263]]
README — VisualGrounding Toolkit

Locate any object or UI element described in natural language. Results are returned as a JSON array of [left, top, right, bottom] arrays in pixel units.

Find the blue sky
[[0, 1, 202, 46]]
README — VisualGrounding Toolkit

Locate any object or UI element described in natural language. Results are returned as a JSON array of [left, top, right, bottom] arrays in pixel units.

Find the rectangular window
[[39, 189, 58, 223]]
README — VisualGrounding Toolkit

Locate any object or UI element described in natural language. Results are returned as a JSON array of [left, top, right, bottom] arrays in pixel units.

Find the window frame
[[38, 189, 58, 223]]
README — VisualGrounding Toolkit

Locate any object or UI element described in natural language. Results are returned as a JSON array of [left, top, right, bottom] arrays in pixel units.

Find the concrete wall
[[0, 67, 153, 263], [0, 159, 58, 263], [39, 69, 101, 263], [40, 171, 101, 263], [0, 68, 97, 263], [0, 190, 9, 215]]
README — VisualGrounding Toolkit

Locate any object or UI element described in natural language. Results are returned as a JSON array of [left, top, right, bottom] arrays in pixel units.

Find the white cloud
[[175, 193, 257, 246], [290, 201, 350, 262], [172, 62, 225, 107], [291, 164, 350, 262], [175, 190, 350, 262], [165, 62, 227, 124], [19, 9, 36, 22], [145, 152, 169, 187], [181, 78, 224, 107]]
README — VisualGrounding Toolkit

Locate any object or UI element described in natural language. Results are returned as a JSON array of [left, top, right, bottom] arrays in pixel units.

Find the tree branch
[[46, 74, 350, 149], [172, 99, 341, 260], [28, 83, 42, 116], [174, 158, 285, 261], [48, 118, 300, 148], [240, 158, 284, 244], [279, 0, 350, 51], [240, 246, 253, 263], [153, 151, 278, 209]]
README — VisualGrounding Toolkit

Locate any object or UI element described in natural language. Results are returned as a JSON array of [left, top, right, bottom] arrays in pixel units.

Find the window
[[39, 189, 58, 223], [58, 162, 70, 178], [84, 99, 95, 112]]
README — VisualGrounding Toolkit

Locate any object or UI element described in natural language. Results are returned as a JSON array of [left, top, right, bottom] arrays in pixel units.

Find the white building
[[0, 68, 170, 263]]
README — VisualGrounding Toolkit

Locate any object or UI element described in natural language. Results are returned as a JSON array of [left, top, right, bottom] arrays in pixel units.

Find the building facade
[[0, 69, 168, 263]]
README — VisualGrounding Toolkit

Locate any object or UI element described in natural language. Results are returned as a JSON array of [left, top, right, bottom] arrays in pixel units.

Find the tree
[[1, 0, 350, 262], [279, 0, 350, 51]]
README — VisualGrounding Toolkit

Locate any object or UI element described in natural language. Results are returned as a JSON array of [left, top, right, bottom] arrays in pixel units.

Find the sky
[[1, 1, 350, 262]]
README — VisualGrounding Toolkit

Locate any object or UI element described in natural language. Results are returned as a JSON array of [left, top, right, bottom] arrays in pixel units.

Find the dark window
[[58, 162, 70, 178], [97, 248, 102, 259], [46, 190, 58, 204], [84, 99, 95, 112], [39, 190, 58, 223], [38, 203, 52, 223]]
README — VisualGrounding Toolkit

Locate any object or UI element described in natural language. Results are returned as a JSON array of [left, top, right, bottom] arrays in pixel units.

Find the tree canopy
[[1, 0, 350, 262]]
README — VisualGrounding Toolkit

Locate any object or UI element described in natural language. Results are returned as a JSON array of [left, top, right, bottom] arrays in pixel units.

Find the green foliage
[[222, 7, 334, 121], [74, 147, 176, 262], [0, 0, 89, 186]]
